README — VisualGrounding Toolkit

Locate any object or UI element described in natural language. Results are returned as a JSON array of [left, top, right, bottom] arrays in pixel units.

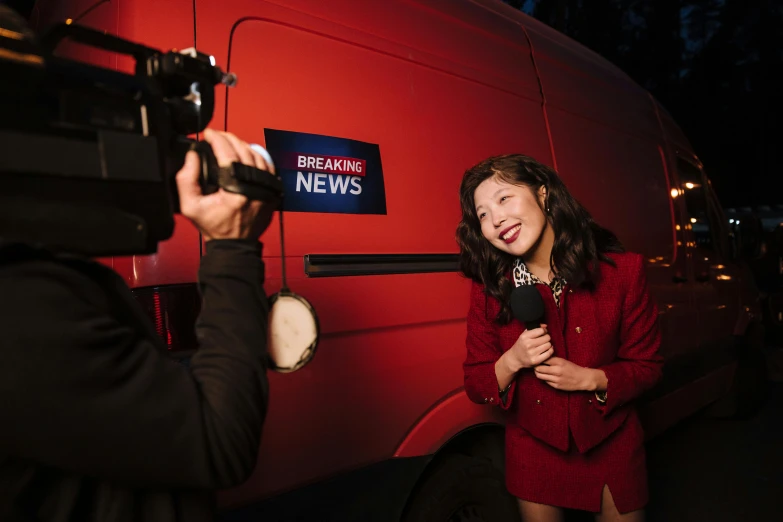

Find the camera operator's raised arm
[[1, 130, 276, 490]]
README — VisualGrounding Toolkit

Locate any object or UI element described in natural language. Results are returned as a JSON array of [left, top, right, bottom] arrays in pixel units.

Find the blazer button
[[483, 398, 488, 403], [575, 327, 583, 333], [489, 397, 495, 403], [536, 399, 542, 405], [588, 399, 593, 404]]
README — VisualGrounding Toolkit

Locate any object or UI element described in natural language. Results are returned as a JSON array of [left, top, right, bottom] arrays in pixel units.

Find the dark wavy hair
[[456, 154, 624, 324]]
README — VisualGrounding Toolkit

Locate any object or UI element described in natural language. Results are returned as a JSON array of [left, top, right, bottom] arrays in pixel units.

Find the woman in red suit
[[457, 154, 663, 522]]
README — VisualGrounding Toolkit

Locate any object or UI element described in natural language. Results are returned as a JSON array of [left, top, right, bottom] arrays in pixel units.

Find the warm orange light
[[717, 275, 732, 281], [676, 224, 681, 231], [685, 182, 695, 189], [690, 218, 697, 223], [671, 188, 679, 198]]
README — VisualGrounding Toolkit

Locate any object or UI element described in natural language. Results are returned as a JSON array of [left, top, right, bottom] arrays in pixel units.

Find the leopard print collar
[[512, 259, 567, 308]]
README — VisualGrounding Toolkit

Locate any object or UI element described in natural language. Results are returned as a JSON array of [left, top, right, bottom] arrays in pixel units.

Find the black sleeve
[[0, 240, 270, 489]]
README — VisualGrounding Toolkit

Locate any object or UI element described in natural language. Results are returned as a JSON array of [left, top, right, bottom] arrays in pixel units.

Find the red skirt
[[505, 412, 648, 513]]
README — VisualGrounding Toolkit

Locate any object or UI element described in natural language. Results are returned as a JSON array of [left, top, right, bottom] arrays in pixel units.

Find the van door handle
[[672, 275, 688, 283]]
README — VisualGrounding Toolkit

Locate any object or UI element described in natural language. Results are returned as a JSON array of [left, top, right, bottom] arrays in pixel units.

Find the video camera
[[0, 6, 283, 256]]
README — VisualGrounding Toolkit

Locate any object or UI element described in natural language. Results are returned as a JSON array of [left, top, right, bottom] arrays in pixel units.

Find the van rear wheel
[[402, 454, 520, 522]]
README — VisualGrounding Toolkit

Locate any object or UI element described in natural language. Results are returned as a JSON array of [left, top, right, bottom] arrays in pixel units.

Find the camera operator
[[0, 128, 276, 522]]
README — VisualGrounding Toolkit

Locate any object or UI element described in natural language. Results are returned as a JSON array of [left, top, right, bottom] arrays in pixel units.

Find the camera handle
[[185, 139, 284, 207]]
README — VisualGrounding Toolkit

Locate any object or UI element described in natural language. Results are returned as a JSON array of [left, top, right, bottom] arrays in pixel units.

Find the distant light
[[729, 219, 735, 224], [676, 224, 681, 231], [670, 188, 679, 198], [736, 220, 741, 224], [685, 182, 695, 189], [690, 218, 697, 223]]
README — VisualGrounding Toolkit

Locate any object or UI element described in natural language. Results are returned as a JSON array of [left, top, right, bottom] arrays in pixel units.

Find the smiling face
[[473, 176, 549, 258]]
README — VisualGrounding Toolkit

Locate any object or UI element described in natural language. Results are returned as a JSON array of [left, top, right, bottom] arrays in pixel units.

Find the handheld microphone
[[509, 285, 545, 331]]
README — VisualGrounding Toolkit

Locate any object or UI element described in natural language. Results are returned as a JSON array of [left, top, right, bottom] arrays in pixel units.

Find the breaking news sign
[[263, 129, 387, 215]]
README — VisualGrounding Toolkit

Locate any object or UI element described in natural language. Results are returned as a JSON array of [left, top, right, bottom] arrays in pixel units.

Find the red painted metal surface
[[211, 0, 554, 505], [393, 389, 507, 458]]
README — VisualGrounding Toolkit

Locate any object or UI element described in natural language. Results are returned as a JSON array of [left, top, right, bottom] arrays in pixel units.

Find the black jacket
[[0, 240, 270, 521]]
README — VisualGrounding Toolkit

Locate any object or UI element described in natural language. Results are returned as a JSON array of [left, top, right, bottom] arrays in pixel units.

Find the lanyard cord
[[278, 209, 289, 292]]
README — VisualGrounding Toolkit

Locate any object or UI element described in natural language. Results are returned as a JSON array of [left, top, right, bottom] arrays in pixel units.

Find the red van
[[32, 1, 766, 520]]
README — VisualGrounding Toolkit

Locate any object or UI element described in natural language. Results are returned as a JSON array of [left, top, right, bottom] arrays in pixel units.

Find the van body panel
[[212, 0, 552, 505], [638, 362, 736, 439], [32, 0, 119, 69], [220, 5, 551, 259], [218, 316, 471, 506], [524, 33, 660, 144], [544, 108, 672, 258], [226, 0, 543, 99], [393, 391, 505, 458], [264, 259, 470, 335]]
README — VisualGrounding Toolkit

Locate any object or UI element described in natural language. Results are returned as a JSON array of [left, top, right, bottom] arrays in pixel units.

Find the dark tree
[[502, 0, 783, 208]]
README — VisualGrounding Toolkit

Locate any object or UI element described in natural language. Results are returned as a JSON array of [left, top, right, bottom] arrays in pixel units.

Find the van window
[[704, 177, 731, 258], [677, 158, 714, 251]]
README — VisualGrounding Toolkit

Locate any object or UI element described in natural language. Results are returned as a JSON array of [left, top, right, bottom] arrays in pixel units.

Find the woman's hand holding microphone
[[495, 325, 553, 391], [505, 326, 554, 371]]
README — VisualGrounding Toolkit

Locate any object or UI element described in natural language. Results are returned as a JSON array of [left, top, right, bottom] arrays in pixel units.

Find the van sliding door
[[214, 0, 551, 506]]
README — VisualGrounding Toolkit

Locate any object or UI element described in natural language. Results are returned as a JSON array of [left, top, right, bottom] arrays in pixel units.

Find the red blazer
[[463, 252, 663, 453]]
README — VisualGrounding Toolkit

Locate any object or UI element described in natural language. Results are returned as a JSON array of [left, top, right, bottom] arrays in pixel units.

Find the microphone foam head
[[509, 285, 545, 324]]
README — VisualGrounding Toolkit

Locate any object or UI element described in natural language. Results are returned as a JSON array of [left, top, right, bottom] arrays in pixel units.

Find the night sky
[[505, 0, 782, 211]]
